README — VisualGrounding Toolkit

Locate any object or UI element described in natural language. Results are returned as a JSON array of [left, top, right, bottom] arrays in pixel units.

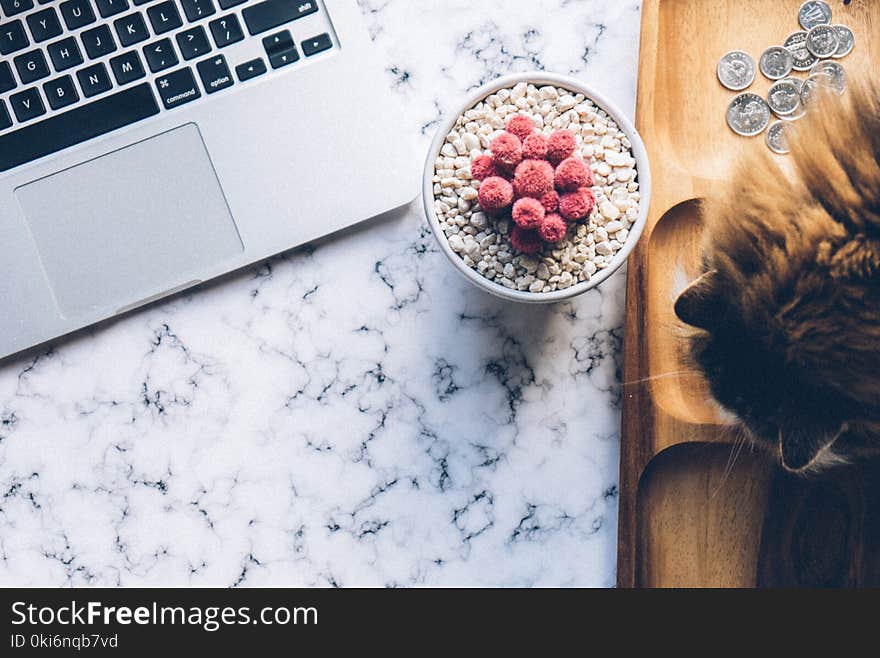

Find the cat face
[[675, 269, 854, 473], [673, 81, 880, 473]]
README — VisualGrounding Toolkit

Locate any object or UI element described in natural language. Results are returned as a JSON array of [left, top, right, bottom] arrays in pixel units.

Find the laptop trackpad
[[15, 124, 243, 318]]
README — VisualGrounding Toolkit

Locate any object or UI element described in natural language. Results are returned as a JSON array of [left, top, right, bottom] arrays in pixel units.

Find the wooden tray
[[618, 0, 880, 587]]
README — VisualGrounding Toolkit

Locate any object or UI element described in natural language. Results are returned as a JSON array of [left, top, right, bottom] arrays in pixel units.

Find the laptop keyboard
[[0, 0, 335, 172]]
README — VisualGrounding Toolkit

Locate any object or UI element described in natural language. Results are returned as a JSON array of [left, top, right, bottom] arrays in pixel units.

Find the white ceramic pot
[[423, 72, 652, 303]]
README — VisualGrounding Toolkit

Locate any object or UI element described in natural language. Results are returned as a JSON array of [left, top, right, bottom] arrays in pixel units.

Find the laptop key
[[43, 74, 79, 110], [110, 49, 145, 84], [242, 0, 318, 36], [47, 36, 84, 71], [208, 14, 243, 48], [0, 0, 34, 17], [181, 0, 216, 22], [196, 54, 232, 94], [154, 66, 201, 110], [0, 61, 16, 93], [95, 0, 129, 18], [81, 24, 117, 59], [302, 33, 331, 57], [176, 25, 211, 60], [218, 0, 245, 8], [235, 57, 266, 82], [0, 83, 160, 172], [268, 43, 297, 69], [26, 7, 63, 43], [262, 29, 290, 54], [114, 12, 149, 47], [60, 0, 97, 31], [9, 87, 45, 122], [263, 29, 297, 69], [0, 19, 29, 55], [77, 62, 112, 97], [14, 49, 50, 84], [0, 100, 11, 131], [144, 37, 178, 72], [147, 1, 182, 35]]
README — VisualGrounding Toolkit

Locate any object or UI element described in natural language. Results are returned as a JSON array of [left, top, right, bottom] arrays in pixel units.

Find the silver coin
[[832, 24, 855, 58], [810, 60, 847, 94], [765, 120, 791, 155], [801, 72, 833, 106], [779, 82, 807, 121], [780, 106, 806, 122], [767, 80, 802, 116], [717, 50, 757, 91], [799, 1, 832, 30], [781, 76, 805, 94], [806, 24, 839, 58], [726, 93, 771, 137], [760, 46, 794, 80], [784, 31, 818, 71]]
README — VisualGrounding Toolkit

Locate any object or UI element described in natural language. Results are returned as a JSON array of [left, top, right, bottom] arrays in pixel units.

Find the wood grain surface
[[618, 0, 879, 588]]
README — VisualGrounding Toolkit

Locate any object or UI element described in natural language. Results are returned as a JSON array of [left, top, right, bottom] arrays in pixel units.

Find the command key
[[155, 67, 202, 109]]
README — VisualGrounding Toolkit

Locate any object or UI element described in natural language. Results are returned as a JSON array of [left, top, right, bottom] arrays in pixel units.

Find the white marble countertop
[[0, 0, 642, 587]]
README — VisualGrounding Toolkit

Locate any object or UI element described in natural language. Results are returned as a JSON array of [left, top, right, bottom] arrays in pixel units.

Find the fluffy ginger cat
[[674, 81, 880, 474]]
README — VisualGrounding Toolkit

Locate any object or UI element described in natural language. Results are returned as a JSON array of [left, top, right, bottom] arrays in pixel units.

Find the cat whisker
[[713, 424, 751, 498], [622, 370, 703, 387]]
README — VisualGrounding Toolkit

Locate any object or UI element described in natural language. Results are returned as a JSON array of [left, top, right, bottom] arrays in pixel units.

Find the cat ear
[[674, 270, 722, 330], [779, 419, 846, 473]]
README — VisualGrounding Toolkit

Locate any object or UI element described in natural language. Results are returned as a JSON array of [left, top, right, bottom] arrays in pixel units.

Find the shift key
[[155, 67, 201, 109], [243, 0, 318, 35]]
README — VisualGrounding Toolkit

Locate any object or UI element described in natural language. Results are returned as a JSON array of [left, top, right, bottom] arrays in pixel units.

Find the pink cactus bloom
[[522, 133, 548, 161], [512, 159, 554, 199], [477, 176, 515, 214], [512, 197, 545, 229], [554, 157, 592, 192], [539, 190, 559, 213], [547, 129, 576, 165], [490, 132, 523, 170], [505, 114, 536, 142], [539, 212, 567, 243], [509, 225, 543, 254], [558, 187, 596, 221], [470, 155, 498, 181]]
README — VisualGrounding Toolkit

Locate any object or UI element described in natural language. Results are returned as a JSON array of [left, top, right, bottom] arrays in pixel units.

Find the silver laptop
[[0, 0, 418, 360]]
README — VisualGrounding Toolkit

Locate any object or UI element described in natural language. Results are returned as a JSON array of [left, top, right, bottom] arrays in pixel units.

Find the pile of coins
[[716, 1, 855, 154]]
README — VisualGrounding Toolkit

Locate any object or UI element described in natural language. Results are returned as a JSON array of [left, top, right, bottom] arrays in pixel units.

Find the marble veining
[[0, 0, 641, 587]]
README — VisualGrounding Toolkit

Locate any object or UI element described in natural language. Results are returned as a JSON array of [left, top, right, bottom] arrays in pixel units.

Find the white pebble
[[600, 201, 621, 221], [471, 212, 488, 229], [556, 95, 577, 111], [606, 152, 628, 167], [462, 133, 480, 151], [459, 186, 478, 201]]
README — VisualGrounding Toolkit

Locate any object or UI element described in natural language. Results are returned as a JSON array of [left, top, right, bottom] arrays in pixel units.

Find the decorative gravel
[[431, 82, 641, 293]]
